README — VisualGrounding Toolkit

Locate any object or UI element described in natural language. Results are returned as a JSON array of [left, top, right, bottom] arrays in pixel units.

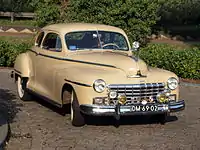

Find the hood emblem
[[137, 70, 142, 76], [127, 70, 147, 78]]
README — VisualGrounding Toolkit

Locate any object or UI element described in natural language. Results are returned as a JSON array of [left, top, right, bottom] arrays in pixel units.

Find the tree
[[0, 0, 33, 12], [31, 0, 69, 27], [158, 0, 200, 26], [66, 0, 160, 43], [33, 0, 160, 43], [0, 0, 34, 22]]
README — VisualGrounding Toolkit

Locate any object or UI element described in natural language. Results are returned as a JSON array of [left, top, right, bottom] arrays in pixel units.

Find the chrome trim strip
[[29, 49, 38, 55], [14, 69, 21, 75], [29, 49, 117, 68], [108, 83, 165, 88], [64, 79, 92, 87]]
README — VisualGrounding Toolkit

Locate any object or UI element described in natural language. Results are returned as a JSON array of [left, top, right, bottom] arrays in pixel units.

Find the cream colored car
[[11, 23, 185, 126]]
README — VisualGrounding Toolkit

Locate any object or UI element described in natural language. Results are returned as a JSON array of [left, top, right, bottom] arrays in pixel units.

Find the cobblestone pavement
[[0, 69, 199, 150]]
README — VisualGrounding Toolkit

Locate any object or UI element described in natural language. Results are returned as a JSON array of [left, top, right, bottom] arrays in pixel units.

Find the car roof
[[42, 23, 126, 35]]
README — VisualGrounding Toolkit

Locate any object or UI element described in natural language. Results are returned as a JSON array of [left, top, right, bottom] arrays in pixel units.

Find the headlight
[[93, 79, 106, 93], [167, 77, 178, 90]]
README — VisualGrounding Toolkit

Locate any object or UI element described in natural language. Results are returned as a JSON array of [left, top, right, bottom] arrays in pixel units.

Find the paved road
[[0, 69, 199, 150]]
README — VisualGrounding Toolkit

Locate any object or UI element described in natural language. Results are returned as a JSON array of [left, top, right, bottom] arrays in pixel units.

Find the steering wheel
[[102, 43, 120, 49]]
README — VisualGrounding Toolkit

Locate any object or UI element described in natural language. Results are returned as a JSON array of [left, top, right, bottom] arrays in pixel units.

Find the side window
[[113, 34, 127, 48], [42, 33, 62, 52], [35, 32, 44, 47]]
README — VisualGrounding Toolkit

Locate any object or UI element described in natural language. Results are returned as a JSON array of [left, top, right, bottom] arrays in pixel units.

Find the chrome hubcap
[[71, 91, 74, 121], [17, 77, 24, 98]]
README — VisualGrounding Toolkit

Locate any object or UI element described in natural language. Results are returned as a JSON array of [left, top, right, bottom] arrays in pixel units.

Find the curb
[[0, 114, 9, 149], [180, 82, 200, 87]]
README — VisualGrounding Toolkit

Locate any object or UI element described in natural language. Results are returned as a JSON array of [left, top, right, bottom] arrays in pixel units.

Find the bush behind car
[[140, 44, 200, 80], [0, 39, 199, 80], [0, 39, 31, 67]]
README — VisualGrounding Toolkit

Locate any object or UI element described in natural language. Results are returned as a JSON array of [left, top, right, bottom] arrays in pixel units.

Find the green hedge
[[0, 40, 30, 67], [0, 40, 199, 80], [140, 44, 200, 80]]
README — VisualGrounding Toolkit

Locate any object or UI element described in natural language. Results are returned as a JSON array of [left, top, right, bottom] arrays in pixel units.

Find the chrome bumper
[[169, 100, 185, 112], [80, 100, 185, 117]]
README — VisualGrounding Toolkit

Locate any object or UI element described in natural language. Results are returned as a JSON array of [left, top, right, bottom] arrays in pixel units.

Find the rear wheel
[[17, 76, 31, 101], [62, 89, 85, 126]]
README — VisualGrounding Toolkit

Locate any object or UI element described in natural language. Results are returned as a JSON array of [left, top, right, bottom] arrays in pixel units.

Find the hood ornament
[[128, 41, 147, 78], [127, 70, 147, 78]]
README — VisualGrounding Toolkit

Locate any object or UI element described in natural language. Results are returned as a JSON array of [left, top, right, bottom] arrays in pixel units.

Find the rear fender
[[14, 53, 33, 78]]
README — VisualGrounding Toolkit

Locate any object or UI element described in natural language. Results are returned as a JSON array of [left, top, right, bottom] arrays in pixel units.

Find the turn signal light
[[118, 95, 127, 105], [157, 93, 169, 103]]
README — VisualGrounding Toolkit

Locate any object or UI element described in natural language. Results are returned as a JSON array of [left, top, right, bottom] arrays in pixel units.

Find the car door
[[34, 32, 64, 101], [27, 31, 45, 91]]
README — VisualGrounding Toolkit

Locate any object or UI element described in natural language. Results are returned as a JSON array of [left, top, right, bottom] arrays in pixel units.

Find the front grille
[[108, 83, 165, 105]]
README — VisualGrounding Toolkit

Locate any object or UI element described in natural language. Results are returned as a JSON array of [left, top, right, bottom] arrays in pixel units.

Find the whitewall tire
[[62, 89, 85, 126], [17, 76, 31, 101]]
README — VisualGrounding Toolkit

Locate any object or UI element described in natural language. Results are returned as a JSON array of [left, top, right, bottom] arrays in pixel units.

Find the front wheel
[[17, 76, 31, 101], [71, 91, 85, 126], [62, 89, 85, 126]]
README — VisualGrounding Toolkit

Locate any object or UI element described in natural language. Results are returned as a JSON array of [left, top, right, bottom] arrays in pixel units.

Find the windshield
[[65, 31, 129, 51]]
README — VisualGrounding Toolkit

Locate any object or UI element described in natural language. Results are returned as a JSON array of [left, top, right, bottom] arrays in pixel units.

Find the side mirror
[[132, 41, 140, 51]]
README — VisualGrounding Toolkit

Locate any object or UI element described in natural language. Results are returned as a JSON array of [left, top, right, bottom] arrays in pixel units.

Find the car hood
[[68, 51, 148, 77]]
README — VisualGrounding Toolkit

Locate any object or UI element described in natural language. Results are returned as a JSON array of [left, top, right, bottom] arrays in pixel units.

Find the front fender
[[54, 65, 124, 105], [63, 65, 125, 85], [14, 53, 32, 77], [147, 67, 180, 99]]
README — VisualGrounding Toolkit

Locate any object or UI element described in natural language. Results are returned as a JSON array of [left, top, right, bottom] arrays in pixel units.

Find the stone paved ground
[[0, 69, 199, 150]]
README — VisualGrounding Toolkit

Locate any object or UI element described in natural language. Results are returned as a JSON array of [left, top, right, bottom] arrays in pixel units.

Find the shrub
[[32, 0, 67, 27], [66, 0, 160, 44], [33, 0, 160, 43], [0, 40, 31, 67], [140, 44, 200, 79], [158, 0, 200, 26]]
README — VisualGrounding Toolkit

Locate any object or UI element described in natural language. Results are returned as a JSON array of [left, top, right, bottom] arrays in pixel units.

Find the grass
[[0, 18, 36, 27]]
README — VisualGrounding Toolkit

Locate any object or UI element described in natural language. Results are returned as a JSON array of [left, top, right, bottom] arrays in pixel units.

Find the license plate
[[132, 105, 158, 112]]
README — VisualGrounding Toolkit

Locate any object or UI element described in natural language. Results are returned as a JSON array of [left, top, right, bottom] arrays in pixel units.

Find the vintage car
[[11, 23, 185, 126]]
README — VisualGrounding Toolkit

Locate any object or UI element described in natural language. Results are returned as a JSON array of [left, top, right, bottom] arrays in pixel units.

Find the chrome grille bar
[[108, 83, 165, 105]]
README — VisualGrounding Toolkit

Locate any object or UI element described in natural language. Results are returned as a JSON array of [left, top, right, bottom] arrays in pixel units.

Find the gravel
[[0, 69, 199, 150]]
